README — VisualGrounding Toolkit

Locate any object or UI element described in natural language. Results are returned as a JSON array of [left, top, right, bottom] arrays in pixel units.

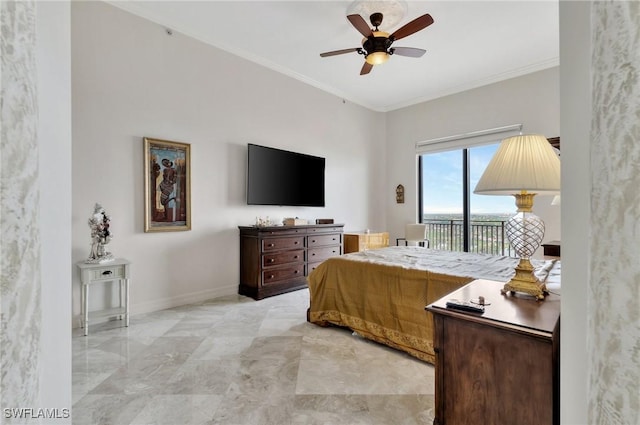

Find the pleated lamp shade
[[474, 134, 561, 195]]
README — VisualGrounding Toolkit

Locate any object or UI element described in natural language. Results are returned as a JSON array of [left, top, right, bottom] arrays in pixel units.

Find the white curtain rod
[[416, 124, 523, 148]]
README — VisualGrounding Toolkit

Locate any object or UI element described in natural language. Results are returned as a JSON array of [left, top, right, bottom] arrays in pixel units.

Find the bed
[[307, 246, 561, 364]]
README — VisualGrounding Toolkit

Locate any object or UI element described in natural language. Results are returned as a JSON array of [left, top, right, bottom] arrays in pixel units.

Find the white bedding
[[341, 246, 561, 293]]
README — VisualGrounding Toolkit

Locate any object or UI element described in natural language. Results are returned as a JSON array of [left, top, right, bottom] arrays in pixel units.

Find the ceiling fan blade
[[390, 14, 434, 41], [320, 48, 360, 57], [391, 47, 426, 58], [360, 62, 373, 75], [347, 14, 373, 37]]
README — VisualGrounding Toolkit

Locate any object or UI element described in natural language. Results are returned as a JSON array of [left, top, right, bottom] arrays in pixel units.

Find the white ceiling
[[110, 1, 559, 112]]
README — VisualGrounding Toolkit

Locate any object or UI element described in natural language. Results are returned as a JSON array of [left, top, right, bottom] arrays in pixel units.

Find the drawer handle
[[311, 239, 316, 243], [293, 255, 298, 259], [311, 253, 316, 256], [294, 270, 299, 274], [294, 241, 299, 245], [268, 243, 275, 247], [269, 259, 275, 263], [269, 275, 274, 279], [102, 270, 113, 276]]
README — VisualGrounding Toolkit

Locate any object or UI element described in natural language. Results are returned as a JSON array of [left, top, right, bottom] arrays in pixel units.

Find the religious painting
[[143, 137, 191, 232]]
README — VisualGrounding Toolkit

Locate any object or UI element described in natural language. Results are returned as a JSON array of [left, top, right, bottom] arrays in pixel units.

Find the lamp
[[365, 50, 389, 65], [363, 30, 390, 65], [474, 134, 560, 300]]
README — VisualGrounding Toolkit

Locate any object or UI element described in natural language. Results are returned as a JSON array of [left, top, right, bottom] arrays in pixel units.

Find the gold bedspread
[[308, 247, 560, 364]]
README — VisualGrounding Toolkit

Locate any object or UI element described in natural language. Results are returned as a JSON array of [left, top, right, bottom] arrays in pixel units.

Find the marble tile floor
[[72, 289, 435, 425]]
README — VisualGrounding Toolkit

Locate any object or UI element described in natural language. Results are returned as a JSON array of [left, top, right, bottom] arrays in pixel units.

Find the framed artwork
[[143, 137, 191, 232]]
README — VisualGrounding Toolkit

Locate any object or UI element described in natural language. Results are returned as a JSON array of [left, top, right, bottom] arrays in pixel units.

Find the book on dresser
[[238, 223, 344, 300]]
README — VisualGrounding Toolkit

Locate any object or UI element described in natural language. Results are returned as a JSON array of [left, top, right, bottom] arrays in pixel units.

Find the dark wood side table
[[542, 240, 561, 257], [343, 232, 389, 253], [426, 279, 560, 425]]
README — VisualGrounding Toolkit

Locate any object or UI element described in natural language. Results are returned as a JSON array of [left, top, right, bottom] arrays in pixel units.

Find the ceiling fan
[[320, 12, 434, 75]]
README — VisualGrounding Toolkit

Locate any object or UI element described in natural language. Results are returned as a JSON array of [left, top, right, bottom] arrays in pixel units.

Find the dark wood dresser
[[426, 279, 560, 425], [238, 224, 343, 300]]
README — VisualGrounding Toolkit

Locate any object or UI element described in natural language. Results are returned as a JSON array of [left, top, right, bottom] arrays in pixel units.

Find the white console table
[[76, 258, 131, 336]]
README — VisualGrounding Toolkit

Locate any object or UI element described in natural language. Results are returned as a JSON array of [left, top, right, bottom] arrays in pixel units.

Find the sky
[[421, 143, 516, 215]]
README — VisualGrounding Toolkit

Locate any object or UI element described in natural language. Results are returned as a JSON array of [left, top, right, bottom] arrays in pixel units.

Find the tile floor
[[72, 289, 435, 425]]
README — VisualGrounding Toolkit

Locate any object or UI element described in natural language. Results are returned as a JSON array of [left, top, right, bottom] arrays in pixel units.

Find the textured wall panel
[[0, 0, 42, 419], [590, 2, 640, 424]]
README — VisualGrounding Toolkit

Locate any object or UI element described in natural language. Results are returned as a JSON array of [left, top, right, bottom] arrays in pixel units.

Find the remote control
[[445, 299, 485, 314]]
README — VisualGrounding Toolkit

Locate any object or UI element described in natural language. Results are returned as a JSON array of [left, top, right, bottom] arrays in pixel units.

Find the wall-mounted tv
[[247, 143, 325, 207]]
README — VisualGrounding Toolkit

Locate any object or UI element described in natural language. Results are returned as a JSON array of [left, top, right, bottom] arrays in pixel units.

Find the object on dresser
[[445, 299, 485, 314], [255, 216, 277, 227], [283, 217, 307, 226], [316, 218, 334, 224], [86, 203, 115, 264]]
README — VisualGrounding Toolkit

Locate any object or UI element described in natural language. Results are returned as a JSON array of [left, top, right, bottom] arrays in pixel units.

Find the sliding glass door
[[420, 143, 515, 255], [420, 149, 465, 251]]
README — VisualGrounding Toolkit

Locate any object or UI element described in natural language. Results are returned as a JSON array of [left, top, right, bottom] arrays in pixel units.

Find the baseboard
[[72, 283, 238, 329]]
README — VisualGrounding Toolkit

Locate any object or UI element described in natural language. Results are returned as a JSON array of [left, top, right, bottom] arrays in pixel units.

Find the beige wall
[[38, 1, 73, 418], [384, 68, 561, 248], [559, 2, 590, 423], [71, 2, 386, 319]]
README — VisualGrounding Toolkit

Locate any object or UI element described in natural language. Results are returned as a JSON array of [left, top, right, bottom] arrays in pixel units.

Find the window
[[419, 143, 515, 255]]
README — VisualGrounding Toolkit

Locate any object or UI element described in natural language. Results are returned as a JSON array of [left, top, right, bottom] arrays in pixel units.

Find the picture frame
[[143, 137, 191, 232]]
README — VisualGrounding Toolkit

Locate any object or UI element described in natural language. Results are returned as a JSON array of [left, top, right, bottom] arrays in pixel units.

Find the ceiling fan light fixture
[[320, 9, 433, 75], [365, 51, 389, 65]]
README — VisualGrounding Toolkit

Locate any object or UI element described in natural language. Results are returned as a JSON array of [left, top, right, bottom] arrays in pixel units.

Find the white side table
[[76, 258, 131, 336]]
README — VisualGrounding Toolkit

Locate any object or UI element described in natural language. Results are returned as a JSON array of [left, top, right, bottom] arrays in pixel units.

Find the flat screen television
[[247, 143, 325, 207]]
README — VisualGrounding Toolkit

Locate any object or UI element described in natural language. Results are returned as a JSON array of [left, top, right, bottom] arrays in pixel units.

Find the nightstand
[[542, 240, 561, 257], [343, 232, 389, 253], [76, 258, 131, 336], [427, 279, 560, 425]]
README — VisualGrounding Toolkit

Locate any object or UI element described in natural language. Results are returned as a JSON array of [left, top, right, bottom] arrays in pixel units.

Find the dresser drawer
[[262, 249, 304, 268], [308, 246, 341, 263], [308, 261, 325, 274], [307, 234, 341, 247], [307, 226, 344, 234], [89, 264, 126, 281], [262, 264, 304, 285], [260, 228, 305, 237], [262, 236, 304, 251]]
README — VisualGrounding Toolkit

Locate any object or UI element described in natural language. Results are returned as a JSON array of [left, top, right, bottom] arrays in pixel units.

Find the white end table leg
[[80, 283, 84, 329], [118, 279, 123, 321], [84, 283, 89, 336], [125, 278, 130, 327]]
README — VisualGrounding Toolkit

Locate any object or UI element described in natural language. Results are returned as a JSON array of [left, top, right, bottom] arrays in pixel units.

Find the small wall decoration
[[86, 203, 114, 263], [144, 137, 191, 232], [396, 184, 405, 204]]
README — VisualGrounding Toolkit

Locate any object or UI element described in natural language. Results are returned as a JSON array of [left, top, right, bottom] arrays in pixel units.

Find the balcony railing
[[424, 219, 516, 257]]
